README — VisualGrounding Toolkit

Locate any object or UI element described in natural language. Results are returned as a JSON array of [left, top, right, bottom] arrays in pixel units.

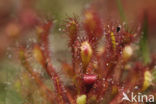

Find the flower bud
[[80, 41, 93, 69], [83, 74, 97, 85], [76, 95, 87, 104]]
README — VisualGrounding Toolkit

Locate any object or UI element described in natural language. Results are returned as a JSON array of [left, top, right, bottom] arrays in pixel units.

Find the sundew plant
[[0, 0, 156, 104]]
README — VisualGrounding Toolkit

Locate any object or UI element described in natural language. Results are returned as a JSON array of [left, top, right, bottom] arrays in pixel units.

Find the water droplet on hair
[[134, 86, 139, 90], [8, 54, 12, 59]]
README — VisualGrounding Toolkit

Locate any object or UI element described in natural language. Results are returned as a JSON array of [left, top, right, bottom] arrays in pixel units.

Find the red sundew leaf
[[37, 21, 53, 67], [38, 21, 52, 42], [65, 17, 79, 44], [19, 49, 56, 104], [41, 52, 75, 104], [39, 21, 76, 104], [64, 17, 80, 73], [83, 9, 103, 43]]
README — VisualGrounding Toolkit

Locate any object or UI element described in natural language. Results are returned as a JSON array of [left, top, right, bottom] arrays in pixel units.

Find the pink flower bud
[[83, 74, 97, 85]]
